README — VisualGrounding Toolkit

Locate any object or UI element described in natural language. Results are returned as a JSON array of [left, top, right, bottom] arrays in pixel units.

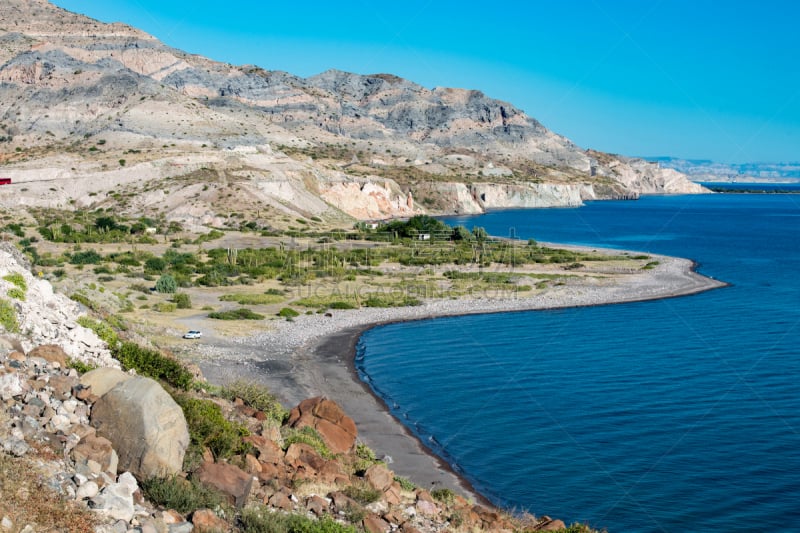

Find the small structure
[[418, 233, 431, 241]]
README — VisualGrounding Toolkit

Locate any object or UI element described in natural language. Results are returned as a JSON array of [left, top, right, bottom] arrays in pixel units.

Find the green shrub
[[394, 476, 416, 491], [240, 507, 357, 533], [2, 273, 27, 291], [219, 293, 283, 305], [140, 476, 228, 515], [218, 380, 287, 423], [342, 482, 381, 505], [173, 293, 192, 309], [70, 293, 98, 311], [277, 307, 300, 318], [67, 358, 98, 374], [115, 341, 194, 390], [154, 302, 177, 313], [76, 317, 119, 347], [431, 488, 456, 505], [208, 308, 265, 320], [0, 298, 19, 333], [281, 426, 332, 459], [6, 287, 25, 301], [329, 301, 357, 310], [155, 274, 177, 293], [172, 392, 250, 461], [69, 249, 102, 265]]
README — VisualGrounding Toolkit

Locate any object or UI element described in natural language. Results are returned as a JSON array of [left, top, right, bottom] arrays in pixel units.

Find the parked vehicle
[[183, 330, 202, 339], [0, 178, 11, 185]]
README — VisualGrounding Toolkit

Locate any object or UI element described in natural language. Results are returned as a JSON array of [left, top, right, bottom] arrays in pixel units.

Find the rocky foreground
[[0, 246, 572, 531]]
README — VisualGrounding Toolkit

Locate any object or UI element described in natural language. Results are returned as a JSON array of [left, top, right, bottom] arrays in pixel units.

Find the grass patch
[[277, 307, 300, 318], [219, 293, 284, 305], [240, 506, 357, 533], [0, 453, 98, 532], [342, 482, 382, 505], [218, 380, 288, 423], [281, 426, 332, 459], [208, 308, 265, 320], [140, 475, 228, 515]]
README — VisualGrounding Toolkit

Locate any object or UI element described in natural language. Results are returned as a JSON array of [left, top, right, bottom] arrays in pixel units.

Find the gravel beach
[[194, 250, 726, 504]]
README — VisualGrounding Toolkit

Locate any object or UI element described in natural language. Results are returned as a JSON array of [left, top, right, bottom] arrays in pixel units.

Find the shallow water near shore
[[356, 192, 800, 531]]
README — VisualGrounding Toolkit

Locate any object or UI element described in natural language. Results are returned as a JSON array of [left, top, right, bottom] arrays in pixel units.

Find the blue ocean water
[[355, 191, 800, 532]]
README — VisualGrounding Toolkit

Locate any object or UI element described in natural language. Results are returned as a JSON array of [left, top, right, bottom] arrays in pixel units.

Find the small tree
[[155, 274, 177, 294]]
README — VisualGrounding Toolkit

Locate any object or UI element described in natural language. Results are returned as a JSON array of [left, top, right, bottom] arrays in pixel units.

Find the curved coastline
[[196, 248, 727, 509]]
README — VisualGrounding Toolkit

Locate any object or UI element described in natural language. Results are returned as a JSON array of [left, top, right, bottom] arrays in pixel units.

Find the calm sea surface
[[355, 190, 800, 532]]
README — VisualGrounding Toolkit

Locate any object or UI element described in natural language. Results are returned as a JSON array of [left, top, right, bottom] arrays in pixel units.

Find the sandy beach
[[193, 249, 726, 505]]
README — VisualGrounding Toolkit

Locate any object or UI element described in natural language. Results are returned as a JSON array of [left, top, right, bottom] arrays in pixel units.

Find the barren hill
[[0, 0, 704, 230]]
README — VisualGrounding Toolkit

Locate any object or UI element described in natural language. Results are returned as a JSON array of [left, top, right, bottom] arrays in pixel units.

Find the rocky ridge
[[0, 0, 704, 231]]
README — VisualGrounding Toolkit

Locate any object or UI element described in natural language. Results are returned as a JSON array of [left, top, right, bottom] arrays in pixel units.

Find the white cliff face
[[471, 183, 593, 209]]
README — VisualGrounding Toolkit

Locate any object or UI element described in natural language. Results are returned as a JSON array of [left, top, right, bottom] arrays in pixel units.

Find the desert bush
[[2, 272, 26, 291], [140, 475, 227, 515], [0, 298, 19, 333], [277, 307, 300, 318], [172, 393, 250, 461], [240, 507, 357, 533], [342, 481, 382, 505], [173, 292, 192, 309], [115, 341, 193, 390], [6, 287, 25, 301], [208, 308, 265, 320], [76, 317, 119, 347], [281, 426, 332, 459], [394, 476, 416, 491], [219, 293, 283, 305], [431, 488, 456, 505], [154, 302, 177, 313], [219, 380, 287, 423]]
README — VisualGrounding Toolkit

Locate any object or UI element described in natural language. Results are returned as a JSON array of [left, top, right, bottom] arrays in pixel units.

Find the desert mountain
[[0, 0, 704, 230]]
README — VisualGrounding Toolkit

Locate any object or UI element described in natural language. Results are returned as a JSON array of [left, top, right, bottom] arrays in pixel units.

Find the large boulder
[[79, 367, 132, 398], [90, 376, 189, 479], [286, 397, 357, 454]]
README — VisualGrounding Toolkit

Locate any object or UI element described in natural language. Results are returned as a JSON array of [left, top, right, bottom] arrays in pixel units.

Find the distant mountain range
[[0, 0, 704, 230], [646, 158, 800, 183]]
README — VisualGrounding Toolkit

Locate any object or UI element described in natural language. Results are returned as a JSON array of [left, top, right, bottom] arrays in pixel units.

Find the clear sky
[[50, 0, 800, 164]]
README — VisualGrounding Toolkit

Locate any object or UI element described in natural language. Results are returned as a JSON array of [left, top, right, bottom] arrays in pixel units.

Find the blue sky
[[51, 1, 799, 163]]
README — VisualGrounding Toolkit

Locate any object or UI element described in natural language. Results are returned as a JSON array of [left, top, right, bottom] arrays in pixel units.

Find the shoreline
[[194, 248, 727, 508]]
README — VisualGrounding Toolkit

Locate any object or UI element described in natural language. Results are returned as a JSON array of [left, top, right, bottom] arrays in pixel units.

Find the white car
[[183, 330, 202, 339]]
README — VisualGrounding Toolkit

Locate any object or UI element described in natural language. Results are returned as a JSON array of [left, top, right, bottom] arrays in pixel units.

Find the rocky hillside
[[0, 241, 576, 532], [0, 0, 704, 231]]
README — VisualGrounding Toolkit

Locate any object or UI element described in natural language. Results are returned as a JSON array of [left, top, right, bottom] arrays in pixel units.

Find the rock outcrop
[[287, 396, 358, 454]]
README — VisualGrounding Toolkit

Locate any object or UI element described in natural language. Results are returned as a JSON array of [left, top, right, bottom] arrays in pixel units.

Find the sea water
[[355, 190, 800, 532]]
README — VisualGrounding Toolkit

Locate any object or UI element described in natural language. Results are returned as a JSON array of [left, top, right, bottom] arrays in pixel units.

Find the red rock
[[287, 397, 357, 454], [364, 464, 394, 492], [383, 484, 402, 505], [71, 434, 118, 475], [401, 526, 423, 533], [195, 462, 253, 508], [363, 515, 390, 533], [416, 489, 434, 503], [191, 509, 229, 532], [7, 351, 25, 362], [161, 509, 184, 524], [28, 345, 67, 366], [268, 491, 294, 511], [48, 374, 78, 401], [539, 518, 567, 531], [330, 491, 359, 511], [244, 454, 262, 474], [284, 442, 326, 472], [244, 435, 283, 464], [305, 495, 329, 516]]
